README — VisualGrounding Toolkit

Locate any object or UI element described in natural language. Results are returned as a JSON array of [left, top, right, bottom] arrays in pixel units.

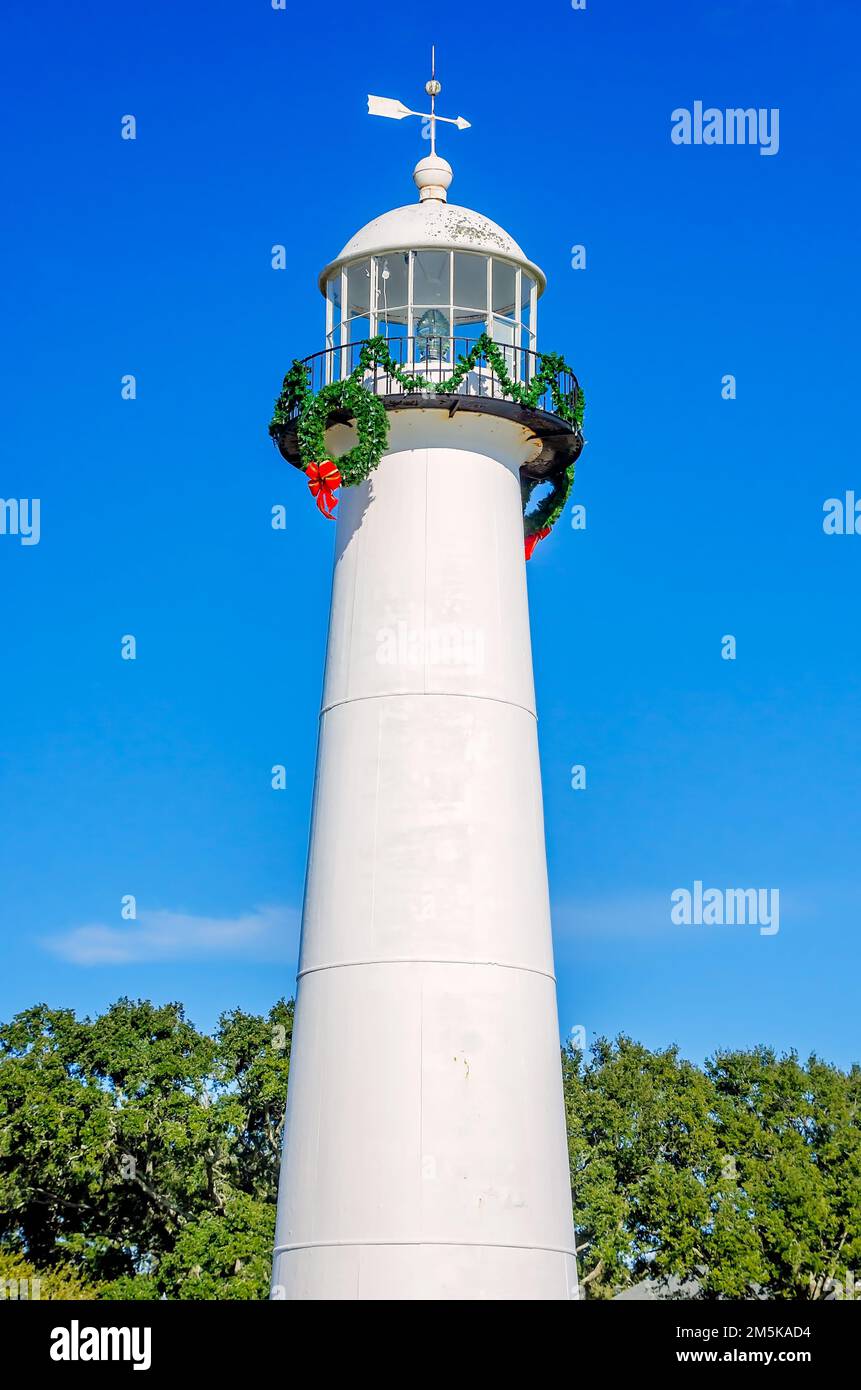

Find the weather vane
[[368, 46, 470, 156]]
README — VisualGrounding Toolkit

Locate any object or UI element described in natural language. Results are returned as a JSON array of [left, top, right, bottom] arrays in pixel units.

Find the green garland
[[521, 462, 577, 537], [269, 333, 584, 537]]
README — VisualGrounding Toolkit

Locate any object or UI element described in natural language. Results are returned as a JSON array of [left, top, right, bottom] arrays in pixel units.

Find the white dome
[[318, 199, 545, 295]]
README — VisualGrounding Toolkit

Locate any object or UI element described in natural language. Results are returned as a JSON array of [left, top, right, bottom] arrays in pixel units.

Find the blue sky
[[1, 0, 858, 1067]]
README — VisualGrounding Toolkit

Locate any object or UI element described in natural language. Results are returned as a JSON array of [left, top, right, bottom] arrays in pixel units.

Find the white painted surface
[[271, 410, 577, 1300], [412, 153, 454, 202], [318, 199, 545, 295]]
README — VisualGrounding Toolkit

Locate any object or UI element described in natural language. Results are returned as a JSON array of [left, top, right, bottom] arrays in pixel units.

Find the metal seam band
[[297, 957, 556, 983], [319, 688, 538, 721], [273, 1239, 576, 1257]]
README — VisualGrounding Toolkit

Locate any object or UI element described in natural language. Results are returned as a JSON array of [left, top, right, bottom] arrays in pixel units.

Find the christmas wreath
[[269, 334, 584, 556]]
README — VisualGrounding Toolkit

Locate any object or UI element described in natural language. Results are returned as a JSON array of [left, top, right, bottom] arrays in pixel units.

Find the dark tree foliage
[[0, 998, 292, 1299], [566, 1036, 861, 1299]]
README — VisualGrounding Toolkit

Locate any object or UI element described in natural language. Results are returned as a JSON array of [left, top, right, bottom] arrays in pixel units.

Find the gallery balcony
[[271, 336, 584, 482]]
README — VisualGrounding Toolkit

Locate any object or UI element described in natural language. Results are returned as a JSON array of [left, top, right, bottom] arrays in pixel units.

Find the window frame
[[328, 250, 538, 382]]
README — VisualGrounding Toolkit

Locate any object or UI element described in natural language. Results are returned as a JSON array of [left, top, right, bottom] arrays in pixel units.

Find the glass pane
[[452, 306, 486, 325], [492, 318, 518, 381], [378, 304, 409, 329], [346, 260, 370, 317], [379, 304, 408, 367], [346, 315, 371, 345], [521, 323, 535, 378], [375, 253, 408, 315], [520, 273, 534, 322], [413, 250, 450, 306], [327, 276, 341, 313], [453, 252, 487, 311], [453, 314, 488, 344], [492, 261, 516, 316], [453, 306, 487, 353]]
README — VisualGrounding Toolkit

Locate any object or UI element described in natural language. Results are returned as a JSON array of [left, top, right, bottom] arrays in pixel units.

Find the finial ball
[[425, 78, 441, 96], [413, 153, 453, 202]]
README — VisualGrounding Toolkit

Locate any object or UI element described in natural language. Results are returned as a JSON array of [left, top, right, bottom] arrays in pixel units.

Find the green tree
[[0, 997, 292, 1299], [706, 1047, 861, 1299], [0, 1249, 98, 1300], [214, 1000, 294, 1200], [152, 1193, 275, 1300], [565, 1035, 725, 1297], [565, 1036, 861, 1300]]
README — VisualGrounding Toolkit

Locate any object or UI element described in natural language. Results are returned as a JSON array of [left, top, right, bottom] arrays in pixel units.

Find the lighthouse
[[269, 60, 584, 1301]]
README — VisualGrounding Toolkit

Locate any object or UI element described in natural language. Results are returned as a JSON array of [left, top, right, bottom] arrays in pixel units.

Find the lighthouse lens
[[416, 308, 451, 361]]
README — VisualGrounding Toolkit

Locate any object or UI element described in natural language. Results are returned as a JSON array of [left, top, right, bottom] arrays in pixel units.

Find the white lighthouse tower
[[270, 62, 583, 1301]]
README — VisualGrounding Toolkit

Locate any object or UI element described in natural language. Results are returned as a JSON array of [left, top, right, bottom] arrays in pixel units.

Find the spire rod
[[427, 45, 439, 154]]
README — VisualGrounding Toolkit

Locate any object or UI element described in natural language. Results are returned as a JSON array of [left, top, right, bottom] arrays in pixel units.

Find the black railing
[[285, 337, 578, 420]]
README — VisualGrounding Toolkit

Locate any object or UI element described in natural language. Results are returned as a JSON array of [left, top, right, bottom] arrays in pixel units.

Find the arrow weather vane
[[368, 47, 471, 156]]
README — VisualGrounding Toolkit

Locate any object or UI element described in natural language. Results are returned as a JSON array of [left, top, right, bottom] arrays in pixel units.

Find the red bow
[[524, 526, 551, 560], [306, 460, 341, 519]]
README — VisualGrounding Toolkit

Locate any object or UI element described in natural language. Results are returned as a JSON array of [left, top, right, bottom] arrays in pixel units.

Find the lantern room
[[316, 155, 546, 384]]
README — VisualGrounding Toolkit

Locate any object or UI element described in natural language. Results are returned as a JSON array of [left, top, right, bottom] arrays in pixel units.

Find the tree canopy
[[566, 1036, 861, 1299], [0, 997, 292, 1300]]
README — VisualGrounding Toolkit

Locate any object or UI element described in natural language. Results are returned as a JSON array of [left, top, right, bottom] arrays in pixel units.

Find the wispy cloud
[[42, 904, 300, 966], [554, 887, 810, 943], [554, 894, 674, 942]]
